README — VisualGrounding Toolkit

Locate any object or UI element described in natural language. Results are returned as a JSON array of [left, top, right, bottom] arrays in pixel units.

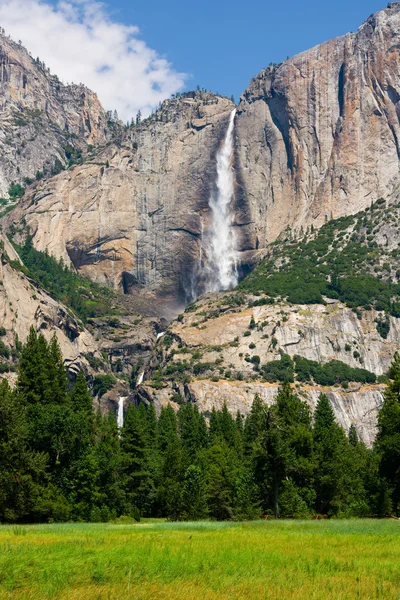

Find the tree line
[[1, 327, 400, 523]]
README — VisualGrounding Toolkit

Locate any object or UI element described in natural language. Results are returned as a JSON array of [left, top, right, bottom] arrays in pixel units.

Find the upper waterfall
[[201, 109, 238, 293]]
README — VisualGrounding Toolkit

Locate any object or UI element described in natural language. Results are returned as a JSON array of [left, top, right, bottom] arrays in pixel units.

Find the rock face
[[143, 380, 383, 448], [0, 31, 109, 195], [169, 296, 400, 377], [136, 290, 400, 446], [7, 5, 400, 308], [0, 234, 98, 373], [6, 93, 235, 311], [0, 233, 162, 412], [235, 2, 400, 250]]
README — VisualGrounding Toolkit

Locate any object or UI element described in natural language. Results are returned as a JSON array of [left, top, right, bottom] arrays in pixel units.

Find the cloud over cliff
[[0, 0, 186, 120]]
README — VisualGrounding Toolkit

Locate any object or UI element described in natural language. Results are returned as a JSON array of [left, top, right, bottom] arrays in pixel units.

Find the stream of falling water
[[117, 397, 127, 428], [201, 109, 238, 293]]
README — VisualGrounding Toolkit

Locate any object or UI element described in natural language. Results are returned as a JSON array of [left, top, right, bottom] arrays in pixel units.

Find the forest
[[1, 327, 400, 524]]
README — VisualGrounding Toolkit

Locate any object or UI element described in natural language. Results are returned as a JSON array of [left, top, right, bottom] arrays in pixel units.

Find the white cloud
[[0, 0, 186, 121]]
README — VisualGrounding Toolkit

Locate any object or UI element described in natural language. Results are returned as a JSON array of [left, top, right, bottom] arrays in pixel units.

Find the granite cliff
[[5, 4, 400, 308], [5, 92, 236, 311], [0, 29, 110, 196], [236, 2, 400, 249]]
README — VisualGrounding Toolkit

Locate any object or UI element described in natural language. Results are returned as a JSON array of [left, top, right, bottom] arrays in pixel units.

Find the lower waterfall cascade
[[117, 397, 127, 428]]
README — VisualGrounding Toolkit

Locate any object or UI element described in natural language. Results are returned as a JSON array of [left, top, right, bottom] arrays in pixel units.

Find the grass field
[[0, 520, 399, 599]]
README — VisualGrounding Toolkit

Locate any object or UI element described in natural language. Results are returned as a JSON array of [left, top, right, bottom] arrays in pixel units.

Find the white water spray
[[202, 109, 238, 292], [117, 396, 127, 428]]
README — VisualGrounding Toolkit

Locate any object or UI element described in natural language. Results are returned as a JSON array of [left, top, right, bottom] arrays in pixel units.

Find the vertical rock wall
[[236, 3, 400, 249]]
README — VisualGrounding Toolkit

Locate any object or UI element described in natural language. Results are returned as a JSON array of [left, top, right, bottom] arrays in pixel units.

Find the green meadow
[[0, 520, 399, 599]]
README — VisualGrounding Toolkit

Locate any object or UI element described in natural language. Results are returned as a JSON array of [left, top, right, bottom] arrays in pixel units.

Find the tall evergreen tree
[[376, 352, 400, 515], [155, 405, 184, 518], [203, 442, 236, 520], [274, 383, 315, 517], [17, 327, 49, 404], [313, 394, 355, 516], [0, 380, 45, 521], [71, 372, 92, 413], [180, 465, 208, 521], [243, 394, 267, 455], [47, 334, 68, 404], [348, 424, 359, 447], [0, 380, 70, 522], [120, 405, 155, 516], [178, 403, 208, 462], [94, 410, 123, 514]]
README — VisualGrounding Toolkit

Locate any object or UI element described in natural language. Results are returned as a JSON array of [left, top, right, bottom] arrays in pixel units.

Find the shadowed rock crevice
[[338, 63, 346, 117], [266, 92, 293, 171]]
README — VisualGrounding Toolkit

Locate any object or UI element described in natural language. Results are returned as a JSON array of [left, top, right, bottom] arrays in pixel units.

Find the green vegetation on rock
[[239, 202, 400, 329], [10, 238, 116, 322]]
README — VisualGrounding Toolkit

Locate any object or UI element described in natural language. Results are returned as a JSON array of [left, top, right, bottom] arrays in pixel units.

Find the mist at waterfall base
[[191, 109, 238, 299]]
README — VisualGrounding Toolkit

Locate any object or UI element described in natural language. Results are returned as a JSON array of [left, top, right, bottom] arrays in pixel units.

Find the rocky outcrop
[[0, 233, 162, 407], [235, 2, 400, 250], [143, 379, 383, 447], [0, 31, 109, 195], [167, 294, 400, 376], [5, 93, 235, 311], [0, 234, 98, 374], [136, 290, 400, 445]]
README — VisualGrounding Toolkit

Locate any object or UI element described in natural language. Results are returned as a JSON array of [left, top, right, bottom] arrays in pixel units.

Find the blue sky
[[117, 0, 385, 101], [0, 0, 388, 119]]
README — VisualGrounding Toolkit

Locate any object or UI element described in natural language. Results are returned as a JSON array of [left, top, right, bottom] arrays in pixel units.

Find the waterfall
[[136, 371, 144, 386], [117, 397, 127, 428], [201, 109, 238, 293]]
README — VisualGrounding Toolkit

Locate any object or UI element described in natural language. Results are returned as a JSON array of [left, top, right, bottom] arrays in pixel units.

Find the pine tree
[[219, 403, 241, 449], [155, 405, 184, 518], [243, 394, 267, 454], [273, 383, 315, 518], [262, 406, 287, 519], [348, 424, 359, 447], [18, 329, 69, 406], [17, 327, 49, 404], [180, 465, 208, 521], [233, 469, 260, 520], [203, 442, 236, 520], [178, 403, 208, 462], [313, 394, 355, 516], [121, 405, 155, 516], [71, 372, 93, 414], [157, 405, 179, 452], [0, 380, 59, 522], [94, 411, 123, 517], [47, 334, 68, 404], [67, 450, 101, 521], [70, 371, 95, 454], [376, 352, 400, 515]]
